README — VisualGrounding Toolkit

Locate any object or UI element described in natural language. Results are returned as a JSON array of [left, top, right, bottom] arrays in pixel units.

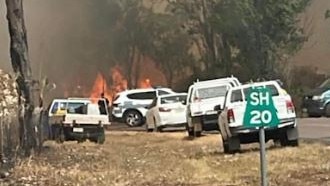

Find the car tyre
[[156, 126, 164, 132], [124, 110, 143, 127], [280, 128, 299, 147], [223, 136, 240, 154], [185, 119, 194, 137], [325, 104, 330, 117], [195, 131, 202, 137], [91, 128, 105, 144]]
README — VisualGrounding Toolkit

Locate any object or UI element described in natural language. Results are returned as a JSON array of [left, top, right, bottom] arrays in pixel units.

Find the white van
[[217, 80, 298, 153], [186, 76, 241, 137]]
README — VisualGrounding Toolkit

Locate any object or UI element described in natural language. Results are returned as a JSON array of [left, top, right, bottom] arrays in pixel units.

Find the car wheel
[[280, 128, 299, 147], [91, 128, 105, 144], [223, 136, 240, 154], [325, 104, 330, 117], [124, 110, 143, 127], [186, 117, 194, 137], [156, 126, 164, 132], [307, 113, 322, 118]]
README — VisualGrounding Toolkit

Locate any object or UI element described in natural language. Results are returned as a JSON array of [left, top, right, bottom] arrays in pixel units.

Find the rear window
[[197, 85, 228, 99], [161, 95, 187, 105], [242, 84, 279, 99], [231, 90, 243, 103], [266, 85, 279, 96], [67, 102, 88, 114], [127, 91, 156, 100]]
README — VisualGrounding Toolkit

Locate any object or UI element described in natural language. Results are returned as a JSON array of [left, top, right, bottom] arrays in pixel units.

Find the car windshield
[[161, 95, 187, 105], [197, 85, 228, 99]]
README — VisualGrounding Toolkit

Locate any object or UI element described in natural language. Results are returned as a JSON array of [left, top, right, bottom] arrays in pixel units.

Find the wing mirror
[[214, 105, 223, 113]]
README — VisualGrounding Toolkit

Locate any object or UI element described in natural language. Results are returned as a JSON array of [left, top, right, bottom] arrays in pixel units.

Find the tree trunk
[[5, 0, 36, 156]]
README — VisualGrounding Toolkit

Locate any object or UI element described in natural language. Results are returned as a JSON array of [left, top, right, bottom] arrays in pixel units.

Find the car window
[[231, 89, 243, 103], [51, 102, 59, 114], [127, 91, 156, 100], [197, 85, 228, 99], [242, 84, 279, 99], [67, 102, 87, 114], [161, 95, 187, 105], [158, 90, 171, 96], [266, 85, 279, 96]]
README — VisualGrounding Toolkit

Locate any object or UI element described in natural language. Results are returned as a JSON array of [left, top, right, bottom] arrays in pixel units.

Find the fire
[[89, 66, 128, 104], [111, 66, 128, 92], [90, 73, 112, 102], [139, 78, 152, 88], [89, 65, 155, 105]]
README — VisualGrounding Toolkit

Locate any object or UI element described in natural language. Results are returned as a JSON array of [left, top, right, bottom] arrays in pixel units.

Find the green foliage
[[209, 0, 310, 80], [104, 0, 311, 88]]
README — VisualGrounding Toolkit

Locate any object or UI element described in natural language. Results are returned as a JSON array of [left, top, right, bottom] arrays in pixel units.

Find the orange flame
[[139, 78, 152, 88], [90, 73, 112, 102], [111, 66, 128, 92], [89, 65, 129, 104]]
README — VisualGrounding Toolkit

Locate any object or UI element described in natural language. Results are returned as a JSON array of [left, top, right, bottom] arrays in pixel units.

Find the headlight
[[312, 95, 322, 100]]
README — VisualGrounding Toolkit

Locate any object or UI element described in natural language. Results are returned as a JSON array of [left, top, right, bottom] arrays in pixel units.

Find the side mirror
[[214, 105, 222, 111]]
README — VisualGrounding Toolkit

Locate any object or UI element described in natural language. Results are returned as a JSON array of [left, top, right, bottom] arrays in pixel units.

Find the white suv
[[218, 80, 298, 153], [112, 88, 175, 127], [186, 77, 241, 137]]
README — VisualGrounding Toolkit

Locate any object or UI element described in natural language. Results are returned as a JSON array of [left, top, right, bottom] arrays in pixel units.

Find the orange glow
[[90, 73, 112, 103], [111, 66, 128, 92], [139, 78, 152, 88], [89, 65, 129, 104]]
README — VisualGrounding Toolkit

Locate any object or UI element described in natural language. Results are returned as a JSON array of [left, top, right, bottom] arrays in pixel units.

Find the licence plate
[[73, 128, 84, 133], [206, 110, 217, 115]]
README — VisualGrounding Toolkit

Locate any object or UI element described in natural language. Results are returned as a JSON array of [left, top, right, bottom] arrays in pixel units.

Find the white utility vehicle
[[217, 80, 298, 153], [48, 98, 110, 144], [112, 87, 175, 127], [186, 77, 241, 137], [146, 93, 187, 132]]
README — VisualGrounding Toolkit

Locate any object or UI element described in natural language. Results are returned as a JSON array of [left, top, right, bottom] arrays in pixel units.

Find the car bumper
[[201, 114, 219, 131], [63, 125, 104, 139], [231, 118, 296, 134], [302, 99, 325, 115]]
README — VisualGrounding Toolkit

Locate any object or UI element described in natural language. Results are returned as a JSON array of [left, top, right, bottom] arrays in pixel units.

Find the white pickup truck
[[48, 98, 110, 144], [217, 81, 298, 153], [186, 77, 241, 137]]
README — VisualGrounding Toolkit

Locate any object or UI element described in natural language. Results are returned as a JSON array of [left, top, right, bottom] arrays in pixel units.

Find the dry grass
[[1, 131, 330, 186]]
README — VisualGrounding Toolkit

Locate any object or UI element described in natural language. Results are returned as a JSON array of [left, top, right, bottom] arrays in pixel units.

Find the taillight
[[286, 100, 295, 113], [159, 107, 171, 112], [227, 109, 235, 123]]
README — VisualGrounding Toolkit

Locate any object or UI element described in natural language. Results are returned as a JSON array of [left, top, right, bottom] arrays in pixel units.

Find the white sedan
[[146, 93, 187, 132]]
